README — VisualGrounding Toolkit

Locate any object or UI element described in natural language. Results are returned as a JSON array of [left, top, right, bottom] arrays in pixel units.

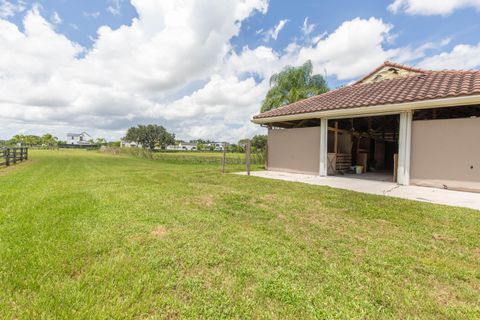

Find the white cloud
[[107, 0, 122, 16], [229, 17, 452, 82], [226, 46, 284, 78], [296, 18, 395, 80], [298, 17, 323, 46], [388, 0, 480, 16], [262, 19, 289, 41], [229, 19, 361, 80], [0, 0, 25, 18], [418, 43, 480, 69], [142, 74, 269, 141], [387, 38, 452, 64], [51, 11, 62, 25], [295, 18, 450, 80], [0, 0, 269, 142], [301, 17, 315, 36]]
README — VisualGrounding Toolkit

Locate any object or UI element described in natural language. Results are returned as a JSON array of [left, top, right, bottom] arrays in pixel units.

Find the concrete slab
[[236, 171, 480, 211]]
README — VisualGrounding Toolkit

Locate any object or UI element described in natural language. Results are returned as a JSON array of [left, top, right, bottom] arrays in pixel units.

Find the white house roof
[[67, 132, 90, 137]]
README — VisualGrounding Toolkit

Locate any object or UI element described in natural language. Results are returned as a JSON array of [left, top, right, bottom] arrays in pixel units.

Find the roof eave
[[251, 94, 480, 124]]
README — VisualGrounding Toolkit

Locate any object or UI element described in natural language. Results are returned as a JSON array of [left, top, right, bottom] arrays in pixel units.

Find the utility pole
[[222, 142, 226, 173]]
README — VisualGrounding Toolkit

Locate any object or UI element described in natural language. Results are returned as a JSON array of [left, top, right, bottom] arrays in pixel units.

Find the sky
[[1, 0, 480, 142]]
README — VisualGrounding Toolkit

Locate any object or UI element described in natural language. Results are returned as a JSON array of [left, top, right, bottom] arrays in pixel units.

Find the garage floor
[[236, 170, 480, 211], [341, 171, 393, 182]]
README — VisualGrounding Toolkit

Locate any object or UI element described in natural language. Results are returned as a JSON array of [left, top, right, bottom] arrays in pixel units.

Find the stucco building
[[252, 62, 480, 193]]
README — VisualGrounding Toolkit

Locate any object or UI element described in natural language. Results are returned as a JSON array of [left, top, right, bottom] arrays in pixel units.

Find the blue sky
[[17, 0, 480, 56], [1, 0, 480, 142]]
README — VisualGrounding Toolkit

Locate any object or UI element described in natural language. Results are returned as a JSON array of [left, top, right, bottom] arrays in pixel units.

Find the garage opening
[[327, 115, 400, 182]]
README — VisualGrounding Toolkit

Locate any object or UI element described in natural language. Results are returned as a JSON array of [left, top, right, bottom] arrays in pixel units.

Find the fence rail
[[0, 147, 28, 167]]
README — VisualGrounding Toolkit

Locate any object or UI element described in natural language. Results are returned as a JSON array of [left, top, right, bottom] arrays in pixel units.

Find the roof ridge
[[353, 61, 430, 85], [383, 61, 429, 73]]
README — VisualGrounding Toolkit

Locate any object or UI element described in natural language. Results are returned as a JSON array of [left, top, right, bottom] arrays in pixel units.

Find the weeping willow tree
[[261, 60, 329, 113]]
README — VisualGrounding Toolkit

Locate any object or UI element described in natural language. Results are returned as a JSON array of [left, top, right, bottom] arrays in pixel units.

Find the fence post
[[264, 143, 268, 170], [12, 148, 17, 164], [246, 139, 251, 176], [25, 148, 28, 160], [5, 148, 10, 166], [222, 142, 226, 173]]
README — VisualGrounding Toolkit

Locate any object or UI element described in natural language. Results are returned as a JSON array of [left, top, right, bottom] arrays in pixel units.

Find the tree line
[[123, 125, 267, 153], [1, 134, 60, 147], [1, 129, 266, 153], [0, 134, 111, 147]]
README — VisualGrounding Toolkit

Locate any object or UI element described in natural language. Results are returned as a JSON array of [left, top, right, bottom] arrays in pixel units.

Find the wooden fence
[[0, 147, 28, 167]]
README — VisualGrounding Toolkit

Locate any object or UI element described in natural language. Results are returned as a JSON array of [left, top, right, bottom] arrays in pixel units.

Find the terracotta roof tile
[[253, 63, 480, 120]]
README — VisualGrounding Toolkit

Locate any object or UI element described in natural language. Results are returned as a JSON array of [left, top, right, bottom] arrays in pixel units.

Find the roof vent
[[388, 67, 399, 74]]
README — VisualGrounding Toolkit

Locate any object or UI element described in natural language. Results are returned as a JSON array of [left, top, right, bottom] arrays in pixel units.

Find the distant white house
[[120, 140, 142, 148], [66, 132, 91, 145], [207, 142, 225, 151], [166, 142, 197, 151]]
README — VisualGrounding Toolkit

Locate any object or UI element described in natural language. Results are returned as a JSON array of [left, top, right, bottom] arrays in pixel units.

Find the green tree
[[12, 134, 42, 146], [251, 135, 267, 152], [238, 139, 249, 147], [95, 138, 107, 145], [227, 144, 244, 153], [261, 60, 328, 113], [124, 125, 175, 150], [41, 134, 58, 146], [108, 141, 121, 148]]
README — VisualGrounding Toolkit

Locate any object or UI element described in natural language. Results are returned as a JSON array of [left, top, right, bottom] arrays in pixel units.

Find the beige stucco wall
[[268, 127, 320, 174], [411, 117, 480, 192]]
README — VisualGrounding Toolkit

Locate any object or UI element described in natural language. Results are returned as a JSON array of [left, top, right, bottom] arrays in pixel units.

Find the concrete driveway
[[236, 171, 480, 211]]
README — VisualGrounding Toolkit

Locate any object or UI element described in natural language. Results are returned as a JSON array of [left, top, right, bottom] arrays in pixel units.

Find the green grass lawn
[[0, 150, 479, 319]]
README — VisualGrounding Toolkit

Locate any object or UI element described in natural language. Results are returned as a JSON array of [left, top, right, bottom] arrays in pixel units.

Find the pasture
[[0, 150, 478, 319]]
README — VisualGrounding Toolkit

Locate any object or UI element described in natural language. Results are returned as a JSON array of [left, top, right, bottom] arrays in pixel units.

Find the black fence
[[0, 147, 28, 167]]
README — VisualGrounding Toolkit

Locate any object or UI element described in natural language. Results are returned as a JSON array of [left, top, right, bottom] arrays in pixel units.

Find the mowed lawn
[[0, 150, 479, 319]]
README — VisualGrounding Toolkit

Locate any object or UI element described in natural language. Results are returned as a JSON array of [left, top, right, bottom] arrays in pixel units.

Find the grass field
[[124, 149, 265, 165], [0, 150, 479, 319]]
